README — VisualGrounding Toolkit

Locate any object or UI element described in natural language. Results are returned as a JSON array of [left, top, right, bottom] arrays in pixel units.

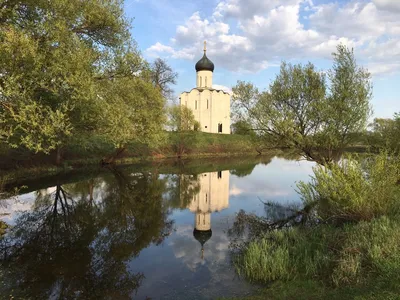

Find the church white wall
[[196, 70, 213, 88], [179, 89, 230, 134], [187, 171, 230, 231]]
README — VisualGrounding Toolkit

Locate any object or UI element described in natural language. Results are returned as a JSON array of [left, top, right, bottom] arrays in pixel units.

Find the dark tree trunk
[[56, 147, 62, 166], [89, 181, 94, 203], [101, 147, 126, 165]]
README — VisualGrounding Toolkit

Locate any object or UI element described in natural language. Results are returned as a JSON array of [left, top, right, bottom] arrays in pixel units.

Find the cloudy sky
[[125, 0, 400, 119]]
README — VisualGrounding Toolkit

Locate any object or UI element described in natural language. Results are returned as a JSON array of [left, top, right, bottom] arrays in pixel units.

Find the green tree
[[0, 0, 166, 164], [232, 120, 256, 136], [165, 173, 201, 210], [99, 75, 166, 163], [368, 115, 400, 152], [232, 45, 372, 164], [168, 105, 198, 132]]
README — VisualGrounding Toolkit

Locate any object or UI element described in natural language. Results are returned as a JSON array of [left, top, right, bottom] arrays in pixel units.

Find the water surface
[[0, 155, 315, 299]]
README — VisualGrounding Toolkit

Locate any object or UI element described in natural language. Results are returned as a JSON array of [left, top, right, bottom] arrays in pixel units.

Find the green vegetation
[[0, 221, 7, 238], [232, 45, 372, 164], [228, 152, 400, 299], [168, 105, 200, 132], [0, 0, 260, 172], [0, 0, 171, 166], [298, 152, 400, 222], [1, 2, 399, 298], [365, 114, 400, 152], [0, 132, 257, 183]]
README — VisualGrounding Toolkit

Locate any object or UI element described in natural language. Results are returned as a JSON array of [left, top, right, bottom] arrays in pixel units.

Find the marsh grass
[[235, 217, 400, 286]]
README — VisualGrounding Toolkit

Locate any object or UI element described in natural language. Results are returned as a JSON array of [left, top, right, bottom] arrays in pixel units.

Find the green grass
[[229, 217, 400, 300], [235, 217, 400, 284], [220, 278, 400, 300], [162, 131, 255, 156]]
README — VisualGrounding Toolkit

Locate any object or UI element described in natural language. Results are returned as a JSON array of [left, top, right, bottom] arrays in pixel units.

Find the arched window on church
[[200, 76, 202, 87], [195, 100, 197, 110], [205, 77, 207, 87], [207, 99, 209, 109]]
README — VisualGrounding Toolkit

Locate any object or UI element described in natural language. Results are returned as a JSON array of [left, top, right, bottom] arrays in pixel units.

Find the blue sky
[[124, 0, 400, 119]]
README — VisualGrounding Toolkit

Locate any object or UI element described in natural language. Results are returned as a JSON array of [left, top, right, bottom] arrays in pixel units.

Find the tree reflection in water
[[0, 168, 174, 299]]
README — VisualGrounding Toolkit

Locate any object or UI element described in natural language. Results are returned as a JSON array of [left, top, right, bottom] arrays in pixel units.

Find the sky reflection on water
[[0, 156, 315, 299]]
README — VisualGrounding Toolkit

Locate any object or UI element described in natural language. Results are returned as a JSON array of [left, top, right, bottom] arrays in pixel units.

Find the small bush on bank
[[298, 152, 400, 223]]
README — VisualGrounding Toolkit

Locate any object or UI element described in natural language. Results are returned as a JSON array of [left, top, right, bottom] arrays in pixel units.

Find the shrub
[[297, 152, 400, 222]]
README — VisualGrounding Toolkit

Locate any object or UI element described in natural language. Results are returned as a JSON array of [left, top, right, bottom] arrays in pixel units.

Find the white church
[[186, 170, 230, 259], [179, 42, 231, 134]]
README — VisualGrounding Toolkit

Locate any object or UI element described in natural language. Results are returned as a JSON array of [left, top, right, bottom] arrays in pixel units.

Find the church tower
[[195, 41, 214, 89], [187, 170, 230, 259], [179, 42, 231, 134]]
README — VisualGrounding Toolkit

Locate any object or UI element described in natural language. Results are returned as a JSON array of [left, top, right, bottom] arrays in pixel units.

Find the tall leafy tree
[[0, 0, 166, 164], [368, 114, 400, 152], [168, 105, 198, 132], [232, 45, 372, 164]]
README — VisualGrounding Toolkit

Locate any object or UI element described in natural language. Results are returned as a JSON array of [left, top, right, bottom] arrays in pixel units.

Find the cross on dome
[[195, 41, 214, 72]]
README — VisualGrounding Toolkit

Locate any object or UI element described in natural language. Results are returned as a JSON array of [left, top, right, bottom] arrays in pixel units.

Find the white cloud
[[229, 185, 242, 195], [212, 84, 232, 93], [146, 0, 400, 75], [373, 0, 400, 12], [214, 0, 303, 20], [309, 2, 386, 40], [169, 224, 230, 271], [146, 42, 175, 56], [367, 63, 400, 76]]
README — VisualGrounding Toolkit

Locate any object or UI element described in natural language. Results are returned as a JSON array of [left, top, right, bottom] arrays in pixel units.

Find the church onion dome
[[195, 41, 215, 72], [193, 229, 212, 246]]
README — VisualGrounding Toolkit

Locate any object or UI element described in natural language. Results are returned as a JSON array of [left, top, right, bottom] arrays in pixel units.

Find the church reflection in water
[[184, 170, 230, 258]]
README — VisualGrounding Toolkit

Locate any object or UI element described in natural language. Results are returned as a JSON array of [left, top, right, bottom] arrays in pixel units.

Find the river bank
[[1, 149, 300, 193], [0, 131, 373, 188], [0, 132, 262, 185]]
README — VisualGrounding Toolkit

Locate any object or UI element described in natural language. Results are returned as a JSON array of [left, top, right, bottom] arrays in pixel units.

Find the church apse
[[183, 170, 230, 258]]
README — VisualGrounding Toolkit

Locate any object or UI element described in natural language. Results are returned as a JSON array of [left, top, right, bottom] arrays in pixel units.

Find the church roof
[[193, 229, 212, 246], [180, 87, 230, 95], [195, 53, 215, 72], [195, 41, 214, 72]]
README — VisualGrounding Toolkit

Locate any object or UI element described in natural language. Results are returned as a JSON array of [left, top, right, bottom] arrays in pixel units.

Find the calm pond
[[0, 155, 315, 299]]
